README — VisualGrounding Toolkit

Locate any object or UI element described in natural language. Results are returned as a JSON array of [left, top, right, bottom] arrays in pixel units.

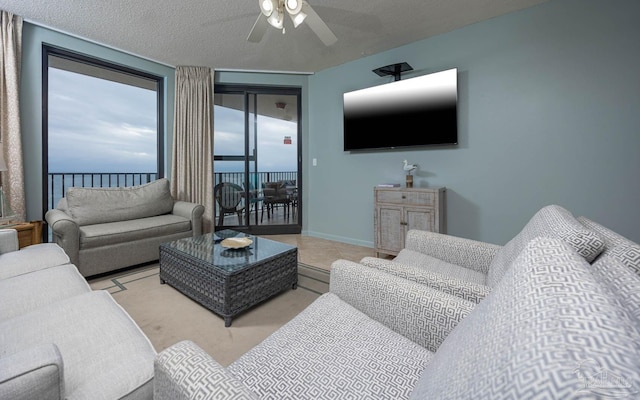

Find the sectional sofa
[[0, 229, 156, 399], [154, 205, 640, 399]]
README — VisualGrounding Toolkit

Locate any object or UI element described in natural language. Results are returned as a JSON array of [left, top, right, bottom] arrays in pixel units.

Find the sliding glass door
[[214, 85, 301, 235]]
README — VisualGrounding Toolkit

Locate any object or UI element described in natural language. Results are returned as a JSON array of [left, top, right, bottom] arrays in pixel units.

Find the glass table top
[[160, 229, 297, 273]]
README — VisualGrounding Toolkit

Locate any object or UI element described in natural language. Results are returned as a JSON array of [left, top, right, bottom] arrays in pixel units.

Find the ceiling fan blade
[[247, 14, 269, 43], [301, 2, 337, 46]]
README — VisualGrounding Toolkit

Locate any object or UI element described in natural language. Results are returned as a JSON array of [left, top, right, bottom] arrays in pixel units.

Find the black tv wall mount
[[372, 62, 413, 81]]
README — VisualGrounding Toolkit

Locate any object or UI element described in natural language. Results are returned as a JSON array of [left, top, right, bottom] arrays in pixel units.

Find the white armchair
[[361, 204, 607, 303]]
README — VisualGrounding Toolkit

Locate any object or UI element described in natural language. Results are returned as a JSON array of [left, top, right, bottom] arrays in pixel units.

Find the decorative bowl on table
[[220, 237, 253, 249]]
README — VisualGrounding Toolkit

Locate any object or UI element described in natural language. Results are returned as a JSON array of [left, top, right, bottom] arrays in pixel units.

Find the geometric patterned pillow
[[486, 205, 605, 287], [411, 237, 640, 399], [578, 216, 640, 275]]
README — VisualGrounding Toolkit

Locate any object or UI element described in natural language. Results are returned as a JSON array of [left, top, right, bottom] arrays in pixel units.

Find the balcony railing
[[47, 171, 297, 212], [47, 172, 158, 210], [214, 171, 296, 190]]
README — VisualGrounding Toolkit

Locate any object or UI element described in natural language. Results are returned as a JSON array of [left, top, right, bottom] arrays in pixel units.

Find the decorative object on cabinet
[[374, 186, 446, 258], [403, 160, 417, 188], [402, 160, 417, 174], [405, 175, 414, 188]]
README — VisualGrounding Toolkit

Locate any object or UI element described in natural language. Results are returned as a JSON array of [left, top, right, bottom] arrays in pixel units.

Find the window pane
[[48, 56, 158, 174], [214, 93, 246, 158]]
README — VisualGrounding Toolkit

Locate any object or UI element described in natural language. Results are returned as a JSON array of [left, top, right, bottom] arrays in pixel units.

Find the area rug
[[89, 262, 329, 366]]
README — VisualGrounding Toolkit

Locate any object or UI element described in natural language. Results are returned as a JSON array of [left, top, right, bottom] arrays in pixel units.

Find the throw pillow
[[65, 178, 174, 225], [486, 204, 605, 287]]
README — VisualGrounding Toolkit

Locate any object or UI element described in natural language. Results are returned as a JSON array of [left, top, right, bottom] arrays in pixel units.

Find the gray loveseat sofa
[[0, 229, 157, 400], [45, 178, 204, 277], [154, 207, 640, 399]]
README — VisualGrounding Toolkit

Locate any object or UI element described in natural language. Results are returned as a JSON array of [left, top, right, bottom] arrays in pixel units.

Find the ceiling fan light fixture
[[267, 11, 284, 29], [259, 0, 277, 17], [285, 0, 303, 15], [248, 0, 336, 45]]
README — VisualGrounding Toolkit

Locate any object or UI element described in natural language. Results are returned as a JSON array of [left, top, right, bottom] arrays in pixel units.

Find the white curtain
[[0, 11, 25, 221], [171, 66, 214, 233]]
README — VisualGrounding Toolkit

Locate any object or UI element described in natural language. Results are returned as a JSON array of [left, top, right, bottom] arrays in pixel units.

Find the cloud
[[214, 105, 297, 173], [48, 68, 157, 173], [48, 68, 298, 175]]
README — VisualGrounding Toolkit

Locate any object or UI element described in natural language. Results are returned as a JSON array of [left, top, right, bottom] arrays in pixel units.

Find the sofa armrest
[[404, 229, 502, 274], [154, 340, 258, 400], [0, 229, 19, 255], [330, 260, 476, 353], [360, 256, 491, 303], [172, 201, 205, 236], [45, 209, 80, 267], [0, 344, 64, 400]]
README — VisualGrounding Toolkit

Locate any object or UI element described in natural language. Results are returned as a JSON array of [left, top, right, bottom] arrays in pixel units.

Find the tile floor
[[263, 234, 378, 271]]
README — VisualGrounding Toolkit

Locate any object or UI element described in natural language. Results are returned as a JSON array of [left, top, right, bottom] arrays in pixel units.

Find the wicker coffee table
[[159, 230, 298, 327]]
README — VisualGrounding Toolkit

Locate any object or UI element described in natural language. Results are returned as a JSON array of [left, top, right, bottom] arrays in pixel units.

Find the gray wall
[[305, 0, 640, 246]]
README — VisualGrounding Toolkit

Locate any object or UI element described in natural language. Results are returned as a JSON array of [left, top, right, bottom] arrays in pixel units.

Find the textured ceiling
[[0, 0, 550, 73]]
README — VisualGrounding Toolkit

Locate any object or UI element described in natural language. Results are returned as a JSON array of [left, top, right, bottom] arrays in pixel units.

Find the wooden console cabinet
[[374, 187, 446, 258]]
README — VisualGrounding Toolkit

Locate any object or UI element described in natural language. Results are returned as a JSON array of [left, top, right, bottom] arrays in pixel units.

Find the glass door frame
[[214, 84, 302, 235]]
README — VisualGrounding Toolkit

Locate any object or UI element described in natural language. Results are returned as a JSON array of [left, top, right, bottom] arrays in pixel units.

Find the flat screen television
[[343, 67, 458, 151]]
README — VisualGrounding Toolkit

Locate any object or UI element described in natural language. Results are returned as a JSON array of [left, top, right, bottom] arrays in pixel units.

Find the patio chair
[[214, 182, 244, 226], [261, 181, 291, 222]]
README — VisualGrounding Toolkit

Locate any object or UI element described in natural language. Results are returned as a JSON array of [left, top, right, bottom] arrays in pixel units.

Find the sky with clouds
[[48, 68, 297, 174]]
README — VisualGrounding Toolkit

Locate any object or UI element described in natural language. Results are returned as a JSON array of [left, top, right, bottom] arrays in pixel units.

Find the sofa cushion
[[359, 256, 491, 303], [64, 178, 174, 226], [0, 243, 71, 280], [0, 264, 90, 322], [486, 204, 605, 287], [410, 237, 640, 399], [0, 290, 156, 399], [0, 229, 19, 254], [393, 249, 487, 285], [228, 292, 434, 400], [79, 214, 191, 250]]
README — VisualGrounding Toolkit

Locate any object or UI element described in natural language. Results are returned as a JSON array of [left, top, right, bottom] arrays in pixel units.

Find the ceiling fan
[[247, 0, 338, 46]]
